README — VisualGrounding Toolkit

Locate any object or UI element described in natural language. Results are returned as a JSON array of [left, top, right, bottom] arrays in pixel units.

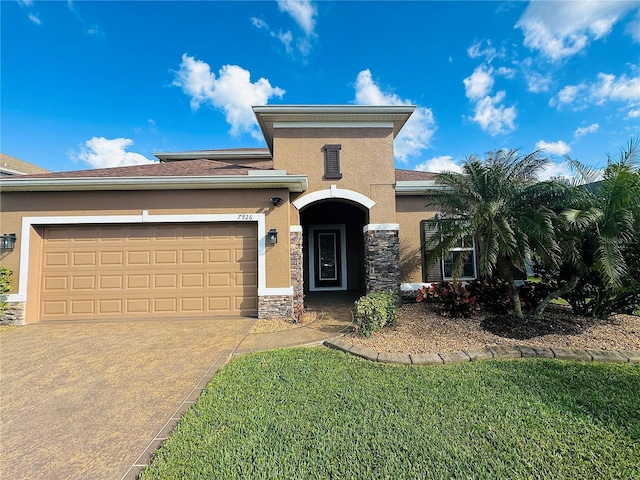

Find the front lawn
[[141, 348, 640, 479]]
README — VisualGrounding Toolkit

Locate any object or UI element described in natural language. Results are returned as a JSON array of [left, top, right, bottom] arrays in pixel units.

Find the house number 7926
[[237, 214, 253, 221]]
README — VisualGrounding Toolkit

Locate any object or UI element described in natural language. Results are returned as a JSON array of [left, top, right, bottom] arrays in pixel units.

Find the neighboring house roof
[[253, 105, 416, 153], [395, 169, 440, 195], [395, 169, 437, 181], [7, 159, 274, 179], [0, 153, 50, 176], [0, 158, 307, 192], [153, 148, 271, 163]]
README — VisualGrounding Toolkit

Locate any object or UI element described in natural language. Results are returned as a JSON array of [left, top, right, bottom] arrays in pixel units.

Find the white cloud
[[354, 69, 436, 162], [173, 54, 285, 140], [471, 91, 517, 136], [626, 11, 640, 42], [551, 72, 640, 110], [627, 109, 640, 119], [589, 72, 640, 104], [18, 0, 33, 6], [75, 137, 154, 169], [535, 140, 571, 156], [496, 66, 515, 79], [538, 161, 573, 181], [516, 1, 637, 61], [277, 0, 317, 37], [27, 13, 41, 25], [467, 39, 503, 63], [525, 71, 552, 93], [87, 24, 105, 37], [574, 123, 599, 138], [463, 65, 494, 100], [415, 155, 462, 173], [251, 16, 308, 56]]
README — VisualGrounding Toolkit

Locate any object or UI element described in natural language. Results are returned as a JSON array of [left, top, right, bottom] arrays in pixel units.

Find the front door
[[309, 225, 347, 291]]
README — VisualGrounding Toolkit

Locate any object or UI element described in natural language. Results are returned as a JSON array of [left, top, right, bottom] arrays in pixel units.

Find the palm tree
[[554, 139, 640, 317], [423, 149, 567, 319]]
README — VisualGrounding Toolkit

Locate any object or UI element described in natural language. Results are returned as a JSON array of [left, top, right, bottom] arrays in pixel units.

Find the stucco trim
[[12, 212, 290, 308], [259, 287, 294, 296], [292, 185, 376, 210], [363, 224, 400, 232], [273, 121, 394, 129], [401, 282, 433, 291], [290, 225, 303, 233]]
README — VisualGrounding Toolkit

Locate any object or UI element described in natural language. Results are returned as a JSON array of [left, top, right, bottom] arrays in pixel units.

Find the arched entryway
[[300, 200, 368, 294]]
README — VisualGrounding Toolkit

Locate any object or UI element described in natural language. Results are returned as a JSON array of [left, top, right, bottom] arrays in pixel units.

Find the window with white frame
[[442, 236, 476, 279]]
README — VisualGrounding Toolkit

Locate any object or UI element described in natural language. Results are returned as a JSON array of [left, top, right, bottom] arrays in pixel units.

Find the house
[[0, 105, 474, 325], [0, 153, 50, 176]]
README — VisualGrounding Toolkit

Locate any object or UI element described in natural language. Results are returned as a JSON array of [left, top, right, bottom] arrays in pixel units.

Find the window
[[442, 236, 476, 279], [323, 144, 342, 179]]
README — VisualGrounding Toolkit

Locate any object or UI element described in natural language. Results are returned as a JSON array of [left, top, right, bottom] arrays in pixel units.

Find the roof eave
[[152, 149, 272, 162], [395, 180, 444, 195], [253, 104, 416, 154], [0, 175, 308, 193]]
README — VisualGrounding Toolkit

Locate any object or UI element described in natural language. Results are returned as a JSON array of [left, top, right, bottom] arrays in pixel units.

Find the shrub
[[0, 267, 12, 313], [353, 291, 398, 337], [466, 277, 512, 314], [416, 281, 479, 318], [517, 281, 555, 311]]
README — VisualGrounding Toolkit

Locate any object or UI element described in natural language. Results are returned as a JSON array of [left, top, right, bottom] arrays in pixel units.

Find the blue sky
[[2, 1, 639, 177]]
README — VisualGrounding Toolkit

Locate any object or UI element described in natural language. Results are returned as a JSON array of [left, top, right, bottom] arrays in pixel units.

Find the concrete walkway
[[0, 296, 354, 480]]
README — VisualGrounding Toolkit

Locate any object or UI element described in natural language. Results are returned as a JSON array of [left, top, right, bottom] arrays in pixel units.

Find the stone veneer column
[[0, 302, 26, 326], [258, 295, 293, 319], [363, 224, 401, 294], [290, 227, 304, 322]]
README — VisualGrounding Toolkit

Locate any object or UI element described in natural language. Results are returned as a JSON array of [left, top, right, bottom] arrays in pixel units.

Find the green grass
[[141, 348, 640, 480]]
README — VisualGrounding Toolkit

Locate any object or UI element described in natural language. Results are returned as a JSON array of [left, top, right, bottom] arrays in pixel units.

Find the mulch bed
[[480, 305, 604, 340], [346, 302, 640, 354]]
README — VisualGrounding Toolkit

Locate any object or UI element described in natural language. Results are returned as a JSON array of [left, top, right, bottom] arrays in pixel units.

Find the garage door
[[39, 223, 258, 321]]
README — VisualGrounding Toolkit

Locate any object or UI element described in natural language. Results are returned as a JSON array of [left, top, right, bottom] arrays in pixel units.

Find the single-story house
[[0, 105, 480, 325]]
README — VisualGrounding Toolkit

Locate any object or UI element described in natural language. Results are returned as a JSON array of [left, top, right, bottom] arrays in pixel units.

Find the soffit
[[253, 105, 416, 153]]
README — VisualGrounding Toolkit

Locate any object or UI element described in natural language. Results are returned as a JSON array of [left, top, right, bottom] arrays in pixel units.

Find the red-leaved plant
[[416, 281, 480, 318]]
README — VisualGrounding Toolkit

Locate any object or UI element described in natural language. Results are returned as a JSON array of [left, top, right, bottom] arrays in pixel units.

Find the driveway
[[0, 317, 253, 480]]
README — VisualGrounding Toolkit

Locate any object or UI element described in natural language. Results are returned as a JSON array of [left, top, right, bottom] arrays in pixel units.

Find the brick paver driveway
[[0, 318, 253, 480]]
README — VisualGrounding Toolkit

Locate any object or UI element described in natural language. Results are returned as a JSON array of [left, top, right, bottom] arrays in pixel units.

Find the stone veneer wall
[[290, 230, 304, 322], [258, 295, 293, 320], [364, 229, 401, 294], [1, 302, 25, 326]]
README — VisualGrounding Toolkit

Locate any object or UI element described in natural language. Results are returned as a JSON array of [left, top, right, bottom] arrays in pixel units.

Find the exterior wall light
[[267, 229, 278, 245], [269, 197, 283, 206], [0, 233, 16, 250]]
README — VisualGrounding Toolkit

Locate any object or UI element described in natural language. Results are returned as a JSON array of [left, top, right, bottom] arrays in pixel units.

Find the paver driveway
[[0, 317, 253, 480]]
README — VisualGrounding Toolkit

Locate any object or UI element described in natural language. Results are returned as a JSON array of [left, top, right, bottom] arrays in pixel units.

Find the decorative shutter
[[323, 145, 342, 179], [421, 220, 443, 282]]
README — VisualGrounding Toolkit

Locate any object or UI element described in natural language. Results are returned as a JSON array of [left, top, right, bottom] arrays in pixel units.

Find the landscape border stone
[[323, 339, 640, 366]]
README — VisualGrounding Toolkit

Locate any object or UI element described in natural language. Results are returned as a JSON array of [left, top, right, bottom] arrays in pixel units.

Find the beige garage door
[[39, 223, 258, 321]]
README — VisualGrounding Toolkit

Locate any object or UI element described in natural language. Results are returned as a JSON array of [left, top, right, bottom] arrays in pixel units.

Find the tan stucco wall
[[396, 196, 438, 283], [0, 188, 292, 301], [273, 128, 397, 223]]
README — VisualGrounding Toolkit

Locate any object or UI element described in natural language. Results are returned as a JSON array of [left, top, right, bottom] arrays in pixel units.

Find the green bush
[[416, 281, 480, 318], [353, 290, 398, 337], [0, 267, 12, 313]]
